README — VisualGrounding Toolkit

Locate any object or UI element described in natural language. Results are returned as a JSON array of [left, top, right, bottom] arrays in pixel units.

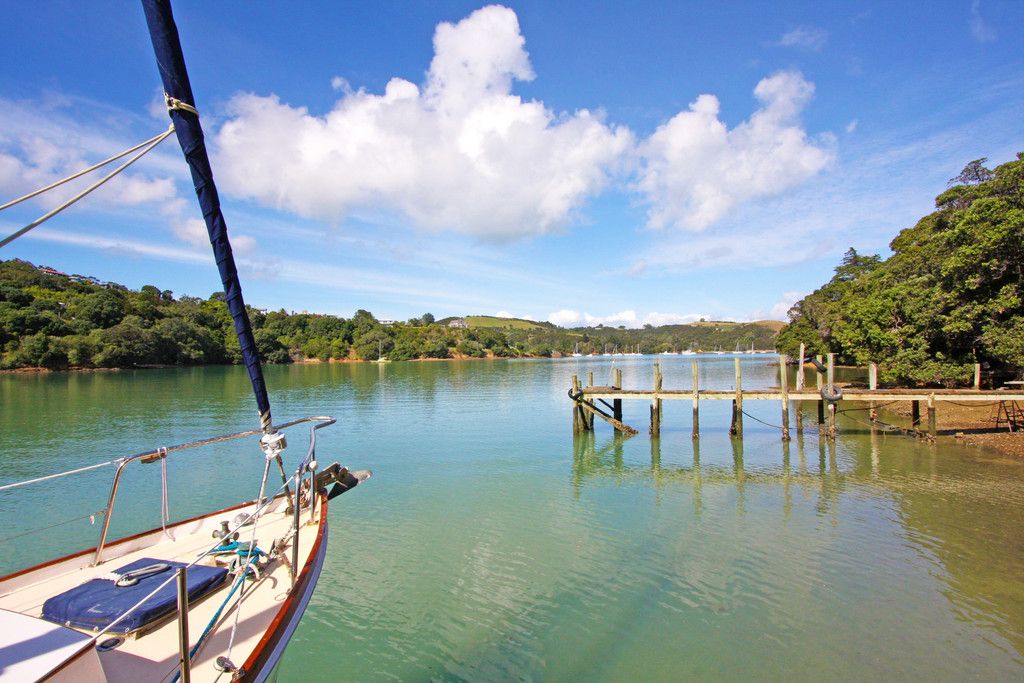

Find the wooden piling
[[973, 363, 982, 390], [911, 400, 921, 432], [779, 354, 790, 441], [826, 354, 836, 440], [572, 375, 582, 433], [612, 368, 623, 422], [730, 358, 743, 437], [927, 393, 937, 437], [795, 343, 805, 435], [868, 363, 878, 425], [796, 344, 806, 390], [585, 372, 595, 430], [691, 360, 699, 440], [816, 355, 825, 434], [650, 363, 662, 436]]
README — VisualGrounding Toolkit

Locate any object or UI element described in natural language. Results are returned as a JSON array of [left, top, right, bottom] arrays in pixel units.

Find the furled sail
[[141, 0, 273, 431]]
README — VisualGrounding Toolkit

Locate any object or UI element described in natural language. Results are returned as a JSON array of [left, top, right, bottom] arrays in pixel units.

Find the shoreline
[[883, 401, 1024, 459], [0, 353, 539, 375]]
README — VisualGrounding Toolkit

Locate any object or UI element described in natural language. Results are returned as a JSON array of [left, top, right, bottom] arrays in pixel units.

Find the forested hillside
[[776, 153, 1023, 386], [1, 258, 782, 370]]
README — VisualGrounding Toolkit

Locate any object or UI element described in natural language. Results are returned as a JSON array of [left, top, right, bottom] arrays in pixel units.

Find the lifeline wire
[[0, 509, 106, 544], [0, 458, 122, 492], [0, 125, 174, 248]]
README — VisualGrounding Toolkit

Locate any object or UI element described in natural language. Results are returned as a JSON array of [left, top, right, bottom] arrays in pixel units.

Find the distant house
[[37, 265, 67, 277], [448, 318, 468, 329]]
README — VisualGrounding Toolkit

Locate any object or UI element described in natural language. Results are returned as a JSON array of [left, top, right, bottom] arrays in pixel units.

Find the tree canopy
[[776, 152, 1024, 386]]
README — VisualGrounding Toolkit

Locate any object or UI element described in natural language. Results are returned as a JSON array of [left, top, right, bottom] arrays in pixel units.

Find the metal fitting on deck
[[259, 431, 287, 459]]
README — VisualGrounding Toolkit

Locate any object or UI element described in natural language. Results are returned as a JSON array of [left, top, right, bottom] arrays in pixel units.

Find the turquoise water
[[2, 357, 1023, 680]]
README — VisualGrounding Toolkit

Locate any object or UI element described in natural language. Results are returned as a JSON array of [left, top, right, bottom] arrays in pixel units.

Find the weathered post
[[730, 357, 743, 437], [826, 353, 837, 440], [571, 374, 582, 433], [795, 343, 805, 435], [650, 363, 662, 436], [612, 367, 623, 422], [779, 354, 790, 441], [816, 355, 825, 433], [691, 359, 700, 440], [911, 400, 921, 433], [868, 362, 878, 426], [973, 363, 982, 390], [585, 371, 595, 430], [927, 393, 937, 438]]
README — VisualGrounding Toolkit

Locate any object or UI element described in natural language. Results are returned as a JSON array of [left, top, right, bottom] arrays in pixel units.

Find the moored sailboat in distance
[[0, 2, 370, 680]]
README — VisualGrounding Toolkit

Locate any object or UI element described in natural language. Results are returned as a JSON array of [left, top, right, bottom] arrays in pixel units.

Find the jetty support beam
[[574, 393, 639, 436]]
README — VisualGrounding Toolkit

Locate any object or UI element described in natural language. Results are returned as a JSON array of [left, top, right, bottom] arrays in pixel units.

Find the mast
[[141, 0, 273, 433]]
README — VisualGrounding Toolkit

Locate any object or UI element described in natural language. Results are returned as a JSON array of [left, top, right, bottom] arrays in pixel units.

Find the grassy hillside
[[465, 315, 548, 329]]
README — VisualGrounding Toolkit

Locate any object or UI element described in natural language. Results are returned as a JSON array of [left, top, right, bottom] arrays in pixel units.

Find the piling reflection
[[569, 427, 1024, 659]]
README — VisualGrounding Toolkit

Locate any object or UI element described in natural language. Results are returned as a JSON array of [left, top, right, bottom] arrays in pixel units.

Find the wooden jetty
[[569, 347, 1024, 441]]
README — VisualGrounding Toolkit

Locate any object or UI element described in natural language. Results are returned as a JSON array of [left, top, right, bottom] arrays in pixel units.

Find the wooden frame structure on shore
[[570, 344, 1024, 441]]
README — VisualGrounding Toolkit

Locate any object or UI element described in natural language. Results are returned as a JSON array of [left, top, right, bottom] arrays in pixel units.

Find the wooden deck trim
[[239, 492, 329, 681]]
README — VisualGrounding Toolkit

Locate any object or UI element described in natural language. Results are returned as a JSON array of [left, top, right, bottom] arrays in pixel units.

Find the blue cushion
[[42, 557, 228, 633]]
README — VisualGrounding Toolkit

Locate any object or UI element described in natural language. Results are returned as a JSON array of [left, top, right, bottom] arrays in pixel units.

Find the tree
[[948, 158, 994, 186], [421, 312, 435, 325], [777, 151, 1024, 385]]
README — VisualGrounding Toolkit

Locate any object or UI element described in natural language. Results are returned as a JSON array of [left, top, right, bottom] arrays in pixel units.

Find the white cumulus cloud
[[637, 71, 834, 231], [214, 5, 632, 240]]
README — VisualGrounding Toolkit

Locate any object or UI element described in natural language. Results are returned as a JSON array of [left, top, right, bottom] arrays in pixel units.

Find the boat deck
[[0, 496, 323, 682]]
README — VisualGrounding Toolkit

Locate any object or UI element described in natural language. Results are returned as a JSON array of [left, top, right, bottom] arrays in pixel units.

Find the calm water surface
[[2, 357, 1023, 680]]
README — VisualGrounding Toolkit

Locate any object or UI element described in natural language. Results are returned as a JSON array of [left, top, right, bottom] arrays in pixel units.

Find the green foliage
[[777, 152, 1024, 386], [1, 257, 787, 371]]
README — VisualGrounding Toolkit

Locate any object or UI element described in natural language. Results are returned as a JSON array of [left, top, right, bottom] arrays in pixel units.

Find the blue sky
[[1, 1, 1021, 326]]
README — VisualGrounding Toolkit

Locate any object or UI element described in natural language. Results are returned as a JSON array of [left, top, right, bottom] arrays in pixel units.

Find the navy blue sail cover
[[142, 0, 272, 427], [41, 558, 227, 633]]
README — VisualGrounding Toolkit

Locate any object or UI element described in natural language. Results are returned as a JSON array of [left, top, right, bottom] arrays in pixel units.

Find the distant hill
[[438, 315, 551, 330]]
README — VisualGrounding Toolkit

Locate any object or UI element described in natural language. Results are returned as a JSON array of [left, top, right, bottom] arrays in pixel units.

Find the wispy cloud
[[19, 227, 494, 311], [547, 309, 707, 328], [776, 26, 828, 51], [970, 0, 996, 43]]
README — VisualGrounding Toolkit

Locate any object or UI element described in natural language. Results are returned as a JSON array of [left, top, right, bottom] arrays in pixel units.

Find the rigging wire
[[0, 124, 174, 249], [0, 126, 175, 212]]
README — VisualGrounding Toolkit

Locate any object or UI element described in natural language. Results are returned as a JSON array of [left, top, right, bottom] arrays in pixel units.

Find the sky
[[0, 1, 1021, 327]]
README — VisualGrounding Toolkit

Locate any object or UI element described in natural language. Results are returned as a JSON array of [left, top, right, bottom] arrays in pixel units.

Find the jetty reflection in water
[[570, 426, 1024, 666]]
